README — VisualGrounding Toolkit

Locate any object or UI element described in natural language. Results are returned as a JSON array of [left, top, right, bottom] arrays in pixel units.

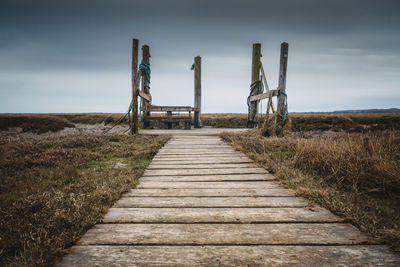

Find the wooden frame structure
[[130, 38, 201, 134], [247, 42, 289, 129]]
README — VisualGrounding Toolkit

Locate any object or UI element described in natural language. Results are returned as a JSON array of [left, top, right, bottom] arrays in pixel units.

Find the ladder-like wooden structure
[[130, 39, 201, 133], [247, 42, 289, 131]]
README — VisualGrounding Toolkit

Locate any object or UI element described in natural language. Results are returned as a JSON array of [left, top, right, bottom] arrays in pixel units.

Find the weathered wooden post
[[131, 39, 139, 134], [276, 42, 289, 127], [248, 43, 261, 128], [194, 56, 201, 128], [141, 45, 151, 128]]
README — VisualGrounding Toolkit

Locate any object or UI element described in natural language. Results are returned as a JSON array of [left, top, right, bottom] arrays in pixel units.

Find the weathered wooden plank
[[167, 141, 223, 144], [103, 207, 342, 223], [147, 163, 257, 169], [58, 245, 400, 267], [140, 173, 274, 182], [172, 138, 221, 141], [149, 105, 196, 112], [124, 188, 295, 197], [140, 128, 247, 136], [162, 146, 232, 150], [143, 168, 268, 176], [160, 147, 235, 151], [156, 152, 242, 156], [138, 181, 277, 189], [153, 154, 246, 159], [158, 150, 238, 155], [77, 223, 375, 245], [114, 196, 307, 208], [151, 158, 253, 164]]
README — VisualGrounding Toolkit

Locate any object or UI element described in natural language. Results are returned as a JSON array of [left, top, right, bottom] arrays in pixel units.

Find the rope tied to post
[[139, 61, 151, 83], [247, 80, 264, 126], [280, 90, 288, 125]]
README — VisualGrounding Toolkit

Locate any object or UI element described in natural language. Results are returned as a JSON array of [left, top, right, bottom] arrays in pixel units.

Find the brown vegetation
[[203, 113, 400, 132], [0, 134, 169, 266], [221, 130, 400, 251], [0, 114, 75, 133]]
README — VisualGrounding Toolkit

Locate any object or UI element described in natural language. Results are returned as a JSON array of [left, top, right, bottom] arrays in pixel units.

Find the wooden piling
[[142, 45, 151, 128], [248, 43, 261, 128], [194, 56, 201, 128], [276, 42, 289, 126], [131, 39, 139, 134]]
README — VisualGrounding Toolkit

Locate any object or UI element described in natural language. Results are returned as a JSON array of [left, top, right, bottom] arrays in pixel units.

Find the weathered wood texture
[[248, 43, 261, 128], [130, 39, 139, 134], [163, 144, 230, 148], [114, 196, 307, 208], [103, 207, 340, 223], [141, 45, 151, 127], [151, 158, 253, 164], [154, 153, 244, 158], [147, 163, 257, 169], [277, 42, 289, 124], [140, 128, 247, 136], [124, 188, 295, 197], [77, 223, 374, 245], [140, 173, 275, 182], [137, 181, 278, 189], [58, 245, 400, 267], [143, 167, 268, 176], [158, 148, 238, 153], [194, 56, 201, 128]]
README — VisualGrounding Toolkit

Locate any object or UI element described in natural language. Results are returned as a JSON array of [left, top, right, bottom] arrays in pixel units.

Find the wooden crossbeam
[[249, 90, 279, 102], [149, 105, 199, 112], [138, 90, 152, 102]]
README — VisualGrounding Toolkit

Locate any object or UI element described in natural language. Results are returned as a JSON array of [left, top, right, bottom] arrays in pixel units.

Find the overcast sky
[[1, 0, 399, 113]]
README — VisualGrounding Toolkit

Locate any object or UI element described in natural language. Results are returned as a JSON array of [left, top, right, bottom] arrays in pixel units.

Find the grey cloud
[[0, 0, 399, 112]]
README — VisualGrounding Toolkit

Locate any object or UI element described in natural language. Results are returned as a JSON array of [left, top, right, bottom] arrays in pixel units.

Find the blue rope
[[139, 61, 151, 83], [280, 90, 288, 125]]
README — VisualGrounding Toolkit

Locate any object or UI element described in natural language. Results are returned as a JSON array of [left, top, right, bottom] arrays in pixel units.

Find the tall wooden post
[[276, 42, 289, 126], [248, 43, 261, 128], [194, 56, 201, 128], [141, 45, 151, 128], [131, 39, 139, 134]]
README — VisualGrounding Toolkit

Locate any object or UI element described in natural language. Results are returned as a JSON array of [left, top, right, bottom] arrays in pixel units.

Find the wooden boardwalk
[[60, 131, 400, 266]]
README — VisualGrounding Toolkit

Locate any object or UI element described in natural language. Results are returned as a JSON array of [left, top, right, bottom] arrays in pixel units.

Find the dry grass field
[[221, 130, 400, 251], [0, 134, 169, 266]]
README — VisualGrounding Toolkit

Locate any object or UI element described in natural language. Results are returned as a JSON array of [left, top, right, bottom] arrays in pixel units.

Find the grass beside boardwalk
[[0, 134, 169, 266], [221, 130, 400, 251]]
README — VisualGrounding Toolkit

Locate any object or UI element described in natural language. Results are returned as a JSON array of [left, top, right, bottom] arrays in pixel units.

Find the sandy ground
[[0, 123, 130, 143]]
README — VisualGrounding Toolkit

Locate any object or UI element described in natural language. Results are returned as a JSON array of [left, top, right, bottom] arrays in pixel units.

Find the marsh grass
[[221, 130, 400, 251], [203, 113, 400, 132], [0, 134, 169, 266], [0, 115, 75, 133]]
